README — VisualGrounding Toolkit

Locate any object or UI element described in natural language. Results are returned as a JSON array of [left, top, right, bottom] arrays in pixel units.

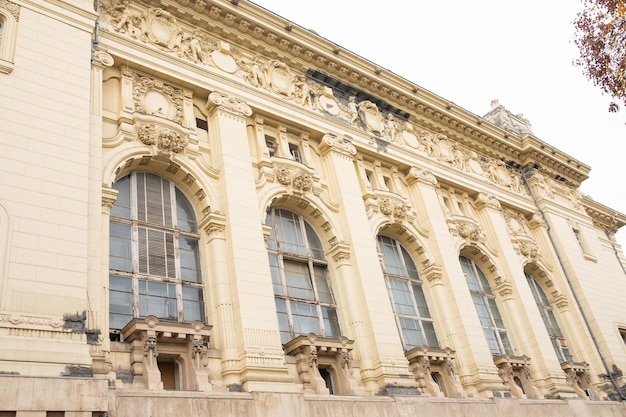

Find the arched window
[[378, 235, 438, 350], [0, 5, 19, 74], [109, 172, 204, 334], [526, 272, 572, 362], [460, 256, 514, 355], [265, 208, 340, 344]]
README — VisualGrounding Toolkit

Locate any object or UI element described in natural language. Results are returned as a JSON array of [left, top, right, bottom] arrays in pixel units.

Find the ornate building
[[1, 1, 626, 416]]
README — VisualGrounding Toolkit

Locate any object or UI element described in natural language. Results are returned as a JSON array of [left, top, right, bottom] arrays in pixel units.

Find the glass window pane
[[265, 212, 277, 250], [109, 222, 131, 272], [175, 188, 197, 233], [305, 222, 325, 260], [472, 295, 493, 327], [275, 209, 306, 255], [182, 287, 204, 322], [389, 279, 416, 316], [322, 306, 340, 337], [422, 320, 439, 348], [109, 276, 132, 329], [399, 317, 424, 349], [460, 257, 480, 291], [268, 254, 283, 295], [284, 261, 314, 300], [275, 299, 291, 344], [378, 236, 404, 276], [488, 298, 504, 328], [476, 267, 492, 295], [291, 302, 320, 336], [179, 236, 201, 282], [483, 328, 500, 354], [401, 247, 419, 280], [138, 281, 176, 320], [500, 331, 514, 355], [314, 266, 334, 303], [412, 283, 431, 318], [111, 175, 131, 219]]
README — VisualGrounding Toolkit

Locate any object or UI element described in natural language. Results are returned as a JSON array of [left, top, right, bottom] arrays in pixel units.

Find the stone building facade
[[1, 1, 626, 416]]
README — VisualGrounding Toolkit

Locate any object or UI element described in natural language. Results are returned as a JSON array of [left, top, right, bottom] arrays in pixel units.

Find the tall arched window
[[460, 256, 514, 355], [525, 272, 572, 362], [265, 208, 340, 344], [109, 172, 204, 334], [378, 235, 438, 350]]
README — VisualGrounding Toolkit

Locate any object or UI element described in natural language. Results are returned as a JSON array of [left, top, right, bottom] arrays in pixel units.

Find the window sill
[[0, 58, 14, 74]]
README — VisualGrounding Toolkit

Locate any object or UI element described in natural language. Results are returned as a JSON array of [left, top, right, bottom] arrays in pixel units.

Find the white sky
[[251, 0, 626, 248]]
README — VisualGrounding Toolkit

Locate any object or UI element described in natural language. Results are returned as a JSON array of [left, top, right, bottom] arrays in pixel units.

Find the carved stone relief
[[129, 71, 185, 124], [101, 1, 535, 198]]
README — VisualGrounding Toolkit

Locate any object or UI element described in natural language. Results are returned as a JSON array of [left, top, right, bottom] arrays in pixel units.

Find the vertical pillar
[[200, 212, 241, 388], [205, 92, 293, 391], [473, 193, 555, 396], [405, 168, 500, 397], [88, 50, 114, 376], [319, 134, 411, 394]]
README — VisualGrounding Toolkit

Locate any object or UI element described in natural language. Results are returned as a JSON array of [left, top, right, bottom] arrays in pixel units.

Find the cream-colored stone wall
[[1, 0, 626, 415]]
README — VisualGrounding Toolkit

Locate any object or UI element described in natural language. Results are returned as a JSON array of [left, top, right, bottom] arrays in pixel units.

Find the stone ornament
[[0, 0, 19, 21], [321, 134, 357, 156], [357, 100, 385, 136], [102, 1, 536, 198], [92, 50, 114, 67], [138, 124, 188, 154], [130, 72, 185, 124], [274, 166, 313, 193], [207, 92, 252, 117]]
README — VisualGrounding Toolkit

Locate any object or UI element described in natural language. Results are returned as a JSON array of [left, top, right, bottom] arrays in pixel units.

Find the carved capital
[[320, 134, 357, 158], [199, 211, 227, 238], [207, 92, 252, 117], [407, 167, 437, 186], [474, 192, 501, 210], [102, 187, 119, 211], [92, 50, 114, 68]]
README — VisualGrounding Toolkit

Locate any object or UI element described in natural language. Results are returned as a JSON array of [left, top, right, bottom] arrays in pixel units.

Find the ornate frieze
[[100, 0, 585, 188]]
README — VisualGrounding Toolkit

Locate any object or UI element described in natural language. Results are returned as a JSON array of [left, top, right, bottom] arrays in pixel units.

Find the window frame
[[266, 208, 340, 344], [525, 272, 572, 363], [378, 235, 439, 350], [109, 172, 205, 333], [460, 255, 514, 356], [0, 5, 19, 74]]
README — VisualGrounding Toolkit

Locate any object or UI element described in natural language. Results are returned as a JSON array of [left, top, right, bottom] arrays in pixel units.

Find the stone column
[[205, 92, 293, 391], [319, 134, 411, 395], [199, 211, 241, 388], [88, 49, 115, 376], [473, 193, 550, 396], [405, 168, 500, 397]]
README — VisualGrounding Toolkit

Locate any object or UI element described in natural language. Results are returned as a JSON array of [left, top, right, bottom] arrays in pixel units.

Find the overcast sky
[[251, 0, 626, 248]]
